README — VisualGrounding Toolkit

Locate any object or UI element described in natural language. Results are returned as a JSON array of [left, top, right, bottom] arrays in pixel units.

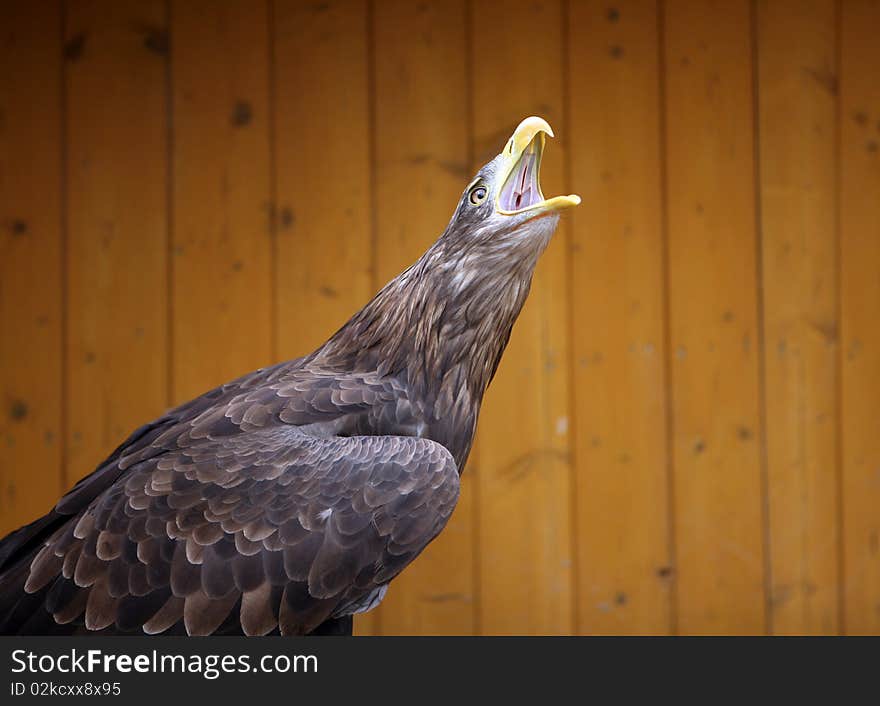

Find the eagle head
[[438, 116, 581, 272], [318, 116, 580, 401]]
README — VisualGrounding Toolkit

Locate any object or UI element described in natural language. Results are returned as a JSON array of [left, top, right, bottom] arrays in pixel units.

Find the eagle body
[[0, 117, 579, 635]]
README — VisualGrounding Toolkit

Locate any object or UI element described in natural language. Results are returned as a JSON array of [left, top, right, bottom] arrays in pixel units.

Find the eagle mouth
[[495, 116, 581, 216], [498, 133, 545, 212]]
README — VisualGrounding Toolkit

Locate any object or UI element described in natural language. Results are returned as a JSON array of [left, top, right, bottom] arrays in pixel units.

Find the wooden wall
[[1, 0, 878, 635]]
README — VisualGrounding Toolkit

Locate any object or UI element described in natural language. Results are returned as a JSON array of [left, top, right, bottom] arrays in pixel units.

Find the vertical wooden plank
[[171, 0, 272, 404], [758, 0, 839, 635], [664, 0, 766, 634], [0, 2, 63, 535], [272, 0, 375, 634], [372, 0, 476, 634], [274, 0, 373, 360], [569, 0, 672, 635], [840, 0, 880, 636], [471, 0, 574, 634], [65, 0, 169, 485]]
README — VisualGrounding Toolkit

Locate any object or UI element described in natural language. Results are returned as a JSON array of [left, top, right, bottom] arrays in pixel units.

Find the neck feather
[[312, 212, 560, 409]]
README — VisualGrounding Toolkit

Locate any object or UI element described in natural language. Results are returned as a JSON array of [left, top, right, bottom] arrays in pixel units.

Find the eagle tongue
[[502, 148, 541, 212], [515, 155, 529, 210]]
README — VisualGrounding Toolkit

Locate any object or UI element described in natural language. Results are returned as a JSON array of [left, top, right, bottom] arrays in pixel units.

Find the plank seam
[[657, 0, 678, 637], [60, 0, 70, 491], [560, 0, 579, 637], [268, 0, 278, 363], [832, 0, 845, 637], [750, 0, 773, 638], [165, 0, 175, 408]]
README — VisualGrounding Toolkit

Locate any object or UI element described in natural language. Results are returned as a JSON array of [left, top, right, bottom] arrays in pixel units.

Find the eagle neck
[[315, 243, 537, 412]]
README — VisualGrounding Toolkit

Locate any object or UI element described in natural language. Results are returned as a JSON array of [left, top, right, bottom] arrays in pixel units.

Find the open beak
[[495, 116, 581, 216]]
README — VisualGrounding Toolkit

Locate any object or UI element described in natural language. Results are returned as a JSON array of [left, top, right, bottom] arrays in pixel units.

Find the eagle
[[0, 117, 579, 636]]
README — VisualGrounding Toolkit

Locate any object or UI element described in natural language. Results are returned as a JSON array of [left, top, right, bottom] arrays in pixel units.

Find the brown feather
[[85, 581, 118, 631], [279, 583, 334, 636], [143, 595, 184, 635], [24, 544, 61, 594], [240, 582, 276, 636], [183, 589, 238, 636], [53, 586, 87, 625], [95, 531, 123, 561], [170, 543, 201, 596]]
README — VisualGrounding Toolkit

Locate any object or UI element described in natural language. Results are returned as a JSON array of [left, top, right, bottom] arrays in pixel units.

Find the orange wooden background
[[1, 0, 878, 635]]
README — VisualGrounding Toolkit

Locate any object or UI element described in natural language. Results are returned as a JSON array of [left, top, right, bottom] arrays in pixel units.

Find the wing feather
[[7, 426, 458, 635]]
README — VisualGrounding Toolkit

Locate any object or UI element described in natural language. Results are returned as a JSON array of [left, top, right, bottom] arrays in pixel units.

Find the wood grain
[[64, 0, 170, 487], [170, 0, 273, 403], [0, 2, 63, 535], [663, 0, 766, 634], [840, 0, 880, 636], [274, 0, 373, 362], [757, 0, 840, 635], [569, 0, 672, 635]]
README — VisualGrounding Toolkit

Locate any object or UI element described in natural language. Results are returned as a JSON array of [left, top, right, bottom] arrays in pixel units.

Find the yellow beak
[[495, 116, 581, 216]]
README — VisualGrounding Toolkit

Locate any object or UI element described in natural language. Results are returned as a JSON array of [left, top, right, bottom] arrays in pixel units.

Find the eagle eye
[[469, 184, 488, 206]]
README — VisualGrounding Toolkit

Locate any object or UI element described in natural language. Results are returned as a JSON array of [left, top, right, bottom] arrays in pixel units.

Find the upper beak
[[494, 116, 581, 216]]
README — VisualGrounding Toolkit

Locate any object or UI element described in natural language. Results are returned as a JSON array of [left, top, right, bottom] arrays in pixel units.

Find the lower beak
[[494, 116, 581, 216]]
